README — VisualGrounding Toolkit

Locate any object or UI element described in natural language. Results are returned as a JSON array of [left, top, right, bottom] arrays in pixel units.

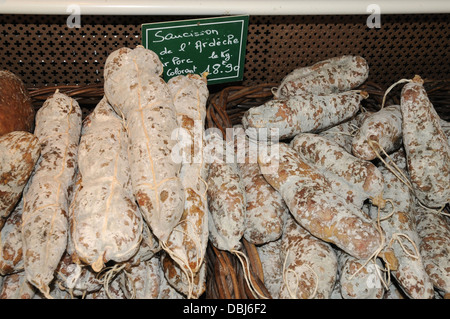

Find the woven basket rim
[[26, 77, 450, 102], [28, 83, 104, 105], [206, 78, 450, 132], [22, 78, 449, 299], [203, 77, 450, 299]]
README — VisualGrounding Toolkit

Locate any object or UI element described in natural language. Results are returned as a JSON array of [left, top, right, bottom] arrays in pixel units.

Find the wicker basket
[[205, 238, 272, 299], [27, 78, 449, 122], [27, 84, 274, 299], [28, 84, 104, 119], [26, 78, 449, 300], [206, 79, 450, 132], [204, 78, 450, 299]]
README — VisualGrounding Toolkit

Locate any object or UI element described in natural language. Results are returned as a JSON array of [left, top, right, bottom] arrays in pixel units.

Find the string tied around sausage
[[56, 265, 81, 299], [163, 214, 206, 273], [348, 200, 395, 290], [381, 78, 414, 109], [387, 233, 421, 261], [160, 239, 195, 299], [37, 283, 54, 300], [230, 249, 269, 299], [367, 140, 413, 191], [96, 262, 128, 299], [367, 139, 450, 217], [56, 280, 75, 299], [282, 249, 319, 299]]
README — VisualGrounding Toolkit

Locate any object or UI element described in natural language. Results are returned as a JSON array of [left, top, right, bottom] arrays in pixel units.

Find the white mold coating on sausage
[[104, 46, 184, 243], [352, 104, 403, 161], [400, 77, 450, 208], [274, 55, 369, 99], [21, 90, 82, 296], [242, 91, 365, 141]]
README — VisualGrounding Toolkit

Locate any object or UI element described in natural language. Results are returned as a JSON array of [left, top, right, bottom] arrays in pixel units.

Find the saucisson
[[70, 97, 143, 272], [0, 131, 40, 229], [274, 55, 369, 99], [243, 91, 367, 141], [279, 215, 338, 299], [352, 104, 403, 161], [400, 75, 450, 208], [104, 46, 184, 243], [21, 90, 82, 297], [258, 142, 383, 260], [291, 133, 385, 208]]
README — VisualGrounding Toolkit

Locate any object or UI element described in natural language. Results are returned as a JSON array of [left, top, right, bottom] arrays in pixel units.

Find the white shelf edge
[[0, 0, 449, 15]]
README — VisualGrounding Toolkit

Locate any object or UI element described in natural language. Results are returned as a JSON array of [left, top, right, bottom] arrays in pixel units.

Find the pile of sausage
[[238, 56, 450, 299], [0, 46, 210, 299], [0, 49, 448, 299]]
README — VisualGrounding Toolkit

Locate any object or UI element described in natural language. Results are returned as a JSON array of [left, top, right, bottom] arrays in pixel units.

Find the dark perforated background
[[0, 14, 449, 89]]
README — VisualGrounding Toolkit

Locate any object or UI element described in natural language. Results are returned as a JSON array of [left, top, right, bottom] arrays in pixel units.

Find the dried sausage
[[291, 133, 385, 208], [21, 90, 82, 297], [0, 131, 40, 228], [258, 142, 383, 260], [400, 75, 450, 208], [243, 91, 367, 141], [104, 46, 184, 243], [274, 55, 369, 99], [69, 97, 143, 272]]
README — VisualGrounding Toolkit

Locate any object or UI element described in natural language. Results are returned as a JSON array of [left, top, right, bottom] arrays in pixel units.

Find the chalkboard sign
[[141, 15, 249, 85]]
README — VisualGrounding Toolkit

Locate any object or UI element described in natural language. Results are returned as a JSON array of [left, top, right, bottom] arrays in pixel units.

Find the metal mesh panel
[[0, 13, 448, 89]]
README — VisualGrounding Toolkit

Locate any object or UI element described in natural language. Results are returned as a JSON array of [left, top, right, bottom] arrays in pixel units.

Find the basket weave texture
[[203, 78, 450, 299], [26, 78, 449, 299]]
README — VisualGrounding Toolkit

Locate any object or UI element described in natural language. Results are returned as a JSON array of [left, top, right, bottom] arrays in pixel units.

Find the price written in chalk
[[141, 15, 249, 84]]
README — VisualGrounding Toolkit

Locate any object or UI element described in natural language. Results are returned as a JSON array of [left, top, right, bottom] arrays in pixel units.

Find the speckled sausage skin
[[21, 90, 82, 297], [279, 215, 338, 299], [440, 119, 450, 145], [0, 131, 40, 228], [400, 76, 450, 208], [161, 252, 207, 298], [104, 46, 184, 243], [415, 204, 450, 297], [319, 112, 372, 154], [274, 55, 369, 99], [158, 260, 186, 299], [206, 132, 246, 251], [70, 97, 143, 272], [384, 281, 409, 299], [336, 249, 384, 299], [122, 255, 160, 299], [233, 127, 288, 245], [384, 147, 408, 171], [352, 105, 403, 161], [164, 73, 209, 274], [84, 273, 126, 299], [256, 238, 283, 298], [55, 252, 102, 297], [258, 143, 383, 260], [242, 91, 366, 141], [127, 221, 161, 266], [291, 133, 385, 208], [0, 197, 24, 275], [0, 271, 36, 299], [369, 164, 434, 299]]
